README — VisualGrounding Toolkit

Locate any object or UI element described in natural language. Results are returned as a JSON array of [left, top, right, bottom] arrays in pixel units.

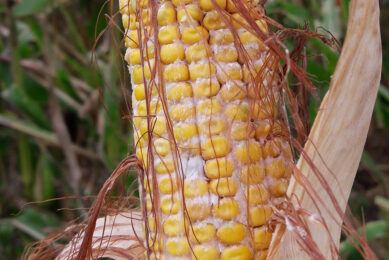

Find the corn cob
[[120, 0, 293, 259]]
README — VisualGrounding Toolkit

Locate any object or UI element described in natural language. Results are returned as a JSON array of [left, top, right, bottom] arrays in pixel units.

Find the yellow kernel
[[226, 0, 237, 13], [164, 216, 186, 236], [199, 0, 226, 11], [225, 104, 249, 121], [187, 203, 211, 221], [205, 157, 234, 179], [215, 47, 238, 63], [220, 84, 246, 101], [161, 43, 185, 64], [181, 26, 209, 44], [198, 118, 226, 136], [133, 83, 157, 101], [163, 64, 189, 82], [147, 216, 156, 232], [231, 122, 255, 141], [177, 4, 204, 24], [132, 66, 145, 84], [144, 177, 152, 192], [136, 148, 148, 165], [255, 250, 268, 260], [217, 64, 242, 84], [174, 123, 198, 141], [154, 138, 171, 157], [172, 0, 194, 6], [210, 178, 238, 197], [221, 245, 252, 260], [155, 160, 174, 174], [193, 245, 218, 260], [213, 198, 240, 220], [190, 63, 216, 81], [203, 11, 226, 30], [231, 13, 248, 29], [197, 99, 222, 116], [254, 227, 272, 250], [263, 139, 282, 158], [201, 136, 231, 160], [122, 14, 130, 30], [255, 121, 271, 140], [266, 159, 285, 178], [245, 185, 269, 205], [152, 116, 167, 136], [137, 101, 162, 116], [256, 19, 269, 33], [193, 80, 220, 97], [269, 178, 289, 197], [210, 30, 234, 45], [119, 0, 130, 14], [185, 44, 211, 63], [146, 196, 152, 211], [161, 195, 180, 214], [249, 206, 272, 227], [217, 222, 246, 244], [168, 83, 193, 101], [240, 164, 265, 184], [170, 105, 195, 121], [251, 101, 277, 120], [239, 31, 260, 44], [157, 2, 176, 26], [235, 142, 262, 164], [124, 30, 139, 48], [166, 237, 190, 256], [148, 236, 163, 252], [159, 177, 177, 194], [184, 180, 209, 198], [190, 223, 216, 243], [158, 25, 180, 44]]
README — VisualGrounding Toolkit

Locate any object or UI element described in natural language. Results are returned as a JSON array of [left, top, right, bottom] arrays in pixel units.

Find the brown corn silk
[[120, 0, 293, 258]]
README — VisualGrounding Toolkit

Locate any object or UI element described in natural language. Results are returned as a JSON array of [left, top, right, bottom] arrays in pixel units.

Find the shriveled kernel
[[157, 2, 176, 26], [154, 138, 171, 157], [161, 195, 180, 214], [220, 84, 246, 101], [163, 64, 189, 82], [255, 121, 271, 140], [217, 64, 242, 84], [240, 165, 265, 184], [199, 118, 226, 136], [231, 122, 255, 141], [155, 160, 174, 174], [185, 44, 211, 63], [166, 237, 190, 256], [255, 250, 269, 260], [263, 139, 282, 158], [161, 43, 185, 64], [190, 63, 217, 81], [199, 0, 226, 11], [174, 124, 198, 141], [254, 227, 272, 250], [159, 177, 177, 194], [197, 99, 222, 116], [193, 80, 220, 97], [187, 203, 211, 221], [170, 105, 195, 121], [203, 11, 226, 30], [168, 83, 193, 101], [177, 4, 204, 24], [235, 142, 262, 164], [144, 177, 152, 192], [221, 245, 252, 260], [210, 30, 234, 45], [163, 216, 187, 236], [181, 26, 209, 44], [210, 178, 238, 197], [205, 157, 234, 179], [269, 178, 289, 197], [266, 159, 285, 178], [193, 245, 218, 260], [217, 222, 246, 244], [201, 136, 231, 160], [190, 223, 216, 243], [184, 180, 208, 197], [245, 185, 269, 204], [225, 104, 249, 121], [215, 47, 238, 63], [158, 25, 180, 44], [213, 198, 240, 220], [249, 206, 272, 227]]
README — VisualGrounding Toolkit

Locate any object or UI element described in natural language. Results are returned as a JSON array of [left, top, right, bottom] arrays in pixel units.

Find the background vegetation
[[0, 0, 387, 259]]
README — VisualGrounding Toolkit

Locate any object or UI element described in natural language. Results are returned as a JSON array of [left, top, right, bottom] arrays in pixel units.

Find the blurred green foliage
[[0, 0, 387, 259]]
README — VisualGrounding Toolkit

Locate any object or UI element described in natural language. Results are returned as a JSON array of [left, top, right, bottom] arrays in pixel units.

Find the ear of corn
[[120, 0, 293, 259]]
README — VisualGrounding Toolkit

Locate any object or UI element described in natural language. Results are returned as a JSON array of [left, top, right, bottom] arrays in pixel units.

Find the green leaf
[[13, 0, 50, 17], [2, 87, 50, 129]]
